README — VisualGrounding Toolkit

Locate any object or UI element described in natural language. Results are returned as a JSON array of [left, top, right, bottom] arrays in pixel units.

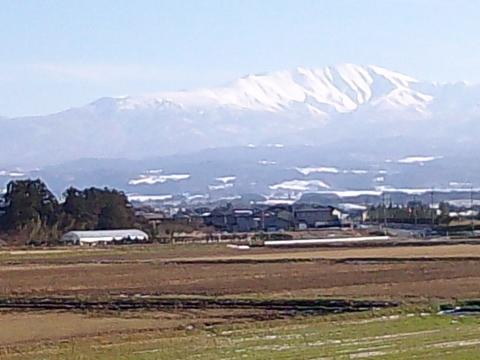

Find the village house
[[293, 205, 341, 230], [203, 203, 341, 233], [204, 206, 260, 232]]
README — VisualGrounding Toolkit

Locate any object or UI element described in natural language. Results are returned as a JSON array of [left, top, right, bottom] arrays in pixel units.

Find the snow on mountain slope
[[116, 64, 430, 115], [1, 63, 480, 167]]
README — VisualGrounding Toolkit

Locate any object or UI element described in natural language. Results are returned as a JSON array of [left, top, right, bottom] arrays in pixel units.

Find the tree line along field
[[2, 243, 480, 358]]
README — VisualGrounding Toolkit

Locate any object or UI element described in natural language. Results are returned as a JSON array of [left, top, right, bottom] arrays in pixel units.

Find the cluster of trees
[[366, 202, 450, 225], [0, 179, 137, 244]]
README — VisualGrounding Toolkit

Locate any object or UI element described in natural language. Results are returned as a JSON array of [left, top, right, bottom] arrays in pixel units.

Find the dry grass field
[[2, 243, 480, 358]]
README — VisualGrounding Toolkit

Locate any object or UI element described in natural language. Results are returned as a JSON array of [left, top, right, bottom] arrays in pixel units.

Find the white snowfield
[[128, 194, 173, 202], [318, 190, 384, 197], [215, 176, 236, 183], [258, 198, 297, 205], [347, 170, 368, 175], [312, 187, 480, 198], [398, 156, 443, 164], [338, 203, 368, 211], [267, 143, 285, 148], [258, 160, 277, 166], [296, 167, 339, 175], [208, 183, 234, 191], [128, 174, 190, 185], [0, 171, 25, 177], [448, 182, 472, 188], [270, 179, 330, 191]]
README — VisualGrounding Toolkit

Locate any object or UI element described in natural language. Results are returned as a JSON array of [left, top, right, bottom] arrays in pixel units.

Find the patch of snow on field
[[128, 194, 173, 202], [322, 190, 383, 197], [215, 176, 236, 183], [427, 339, 480, 349], [267, 143, 284, 148], [258, 198, 297, 205], [218, 195, 242, 201], [186, 194, 209, 202], [0, 170, 25, 177], [270, 179, 330, 191], [398, 156, 442, 164], [338, 203, 367, 211], [447, 199, 480, 207], [349, 351, 387, 358], [348, 169, 368, 175], [448, 182, 471, 188], [296, 166, 339, 175], [375, 186, 431, 195], [209, 183, 234, 191], [319, 187, 462, 198], [449, 209, 478, 217], [129, 174, 190, 185], [258, 160, 277, 165]]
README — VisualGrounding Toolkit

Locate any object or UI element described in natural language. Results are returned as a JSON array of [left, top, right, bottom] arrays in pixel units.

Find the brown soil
[[1, 245, 480, 300], [1, 243, 480, 351]]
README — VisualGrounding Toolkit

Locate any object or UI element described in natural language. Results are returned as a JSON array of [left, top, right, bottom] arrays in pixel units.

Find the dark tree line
[[0, 179, 136, 244], [366, 202, 450, 225]]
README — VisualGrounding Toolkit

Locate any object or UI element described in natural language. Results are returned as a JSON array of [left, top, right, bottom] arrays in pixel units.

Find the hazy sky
[[1, 0, 479, 117]]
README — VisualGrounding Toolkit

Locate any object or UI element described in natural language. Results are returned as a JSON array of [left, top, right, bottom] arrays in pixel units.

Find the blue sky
[[1, 0, 479, 116]]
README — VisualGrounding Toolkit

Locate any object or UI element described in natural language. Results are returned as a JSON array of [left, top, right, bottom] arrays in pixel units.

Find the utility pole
[[413, 194, 418, 226], [431, 188, 435, 226], [382, 192, 387, 234], [471, 185, 475, 236]]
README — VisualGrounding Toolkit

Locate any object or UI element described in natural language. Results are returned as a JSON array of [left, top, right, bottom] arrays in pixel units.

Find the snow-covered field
[[128, 174, 191, 185], [270, 179, 330, 191]]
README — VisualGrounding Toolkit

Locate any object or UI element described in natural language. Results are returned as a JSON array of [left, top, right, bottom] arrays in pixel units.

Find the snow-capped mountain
[[116, 64, 429, 114], [1, 63, 480, 167]]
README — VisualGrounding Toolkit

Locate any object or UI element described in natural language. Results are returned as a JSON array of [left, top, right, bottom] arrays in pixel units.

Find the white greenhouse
[[60, 229, 149, 245]]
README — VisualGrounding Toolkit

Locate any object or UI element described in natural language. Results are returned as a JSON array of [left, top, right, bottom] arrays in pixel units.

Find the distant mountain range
[[1, 63, 480, 168], [1, 64, 480, 202]]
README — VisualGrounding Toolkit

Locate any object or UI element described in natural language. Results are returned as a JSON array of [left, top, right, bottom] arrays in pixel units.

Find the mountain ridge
[[98, 63, 431, 115], [1, 63, 480, 167]]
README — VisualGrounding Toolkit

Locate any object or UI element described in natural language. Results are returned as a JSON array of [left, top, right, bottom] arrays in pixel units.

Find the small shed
[[60, 229, 149, 245]]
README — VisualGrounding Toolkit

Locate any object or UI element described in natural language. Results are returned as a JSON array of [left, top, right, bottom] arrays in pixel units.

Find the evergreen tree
[[0, 179, 60, 242], [0, 180, 138, 244]]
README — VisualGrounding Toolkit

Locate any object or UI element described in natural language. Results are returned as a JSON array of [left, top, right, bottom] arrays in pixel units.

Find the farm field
[[3, 308, 480, 359], [2, 243, 480, 358], [2, 244, 480, 299]]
